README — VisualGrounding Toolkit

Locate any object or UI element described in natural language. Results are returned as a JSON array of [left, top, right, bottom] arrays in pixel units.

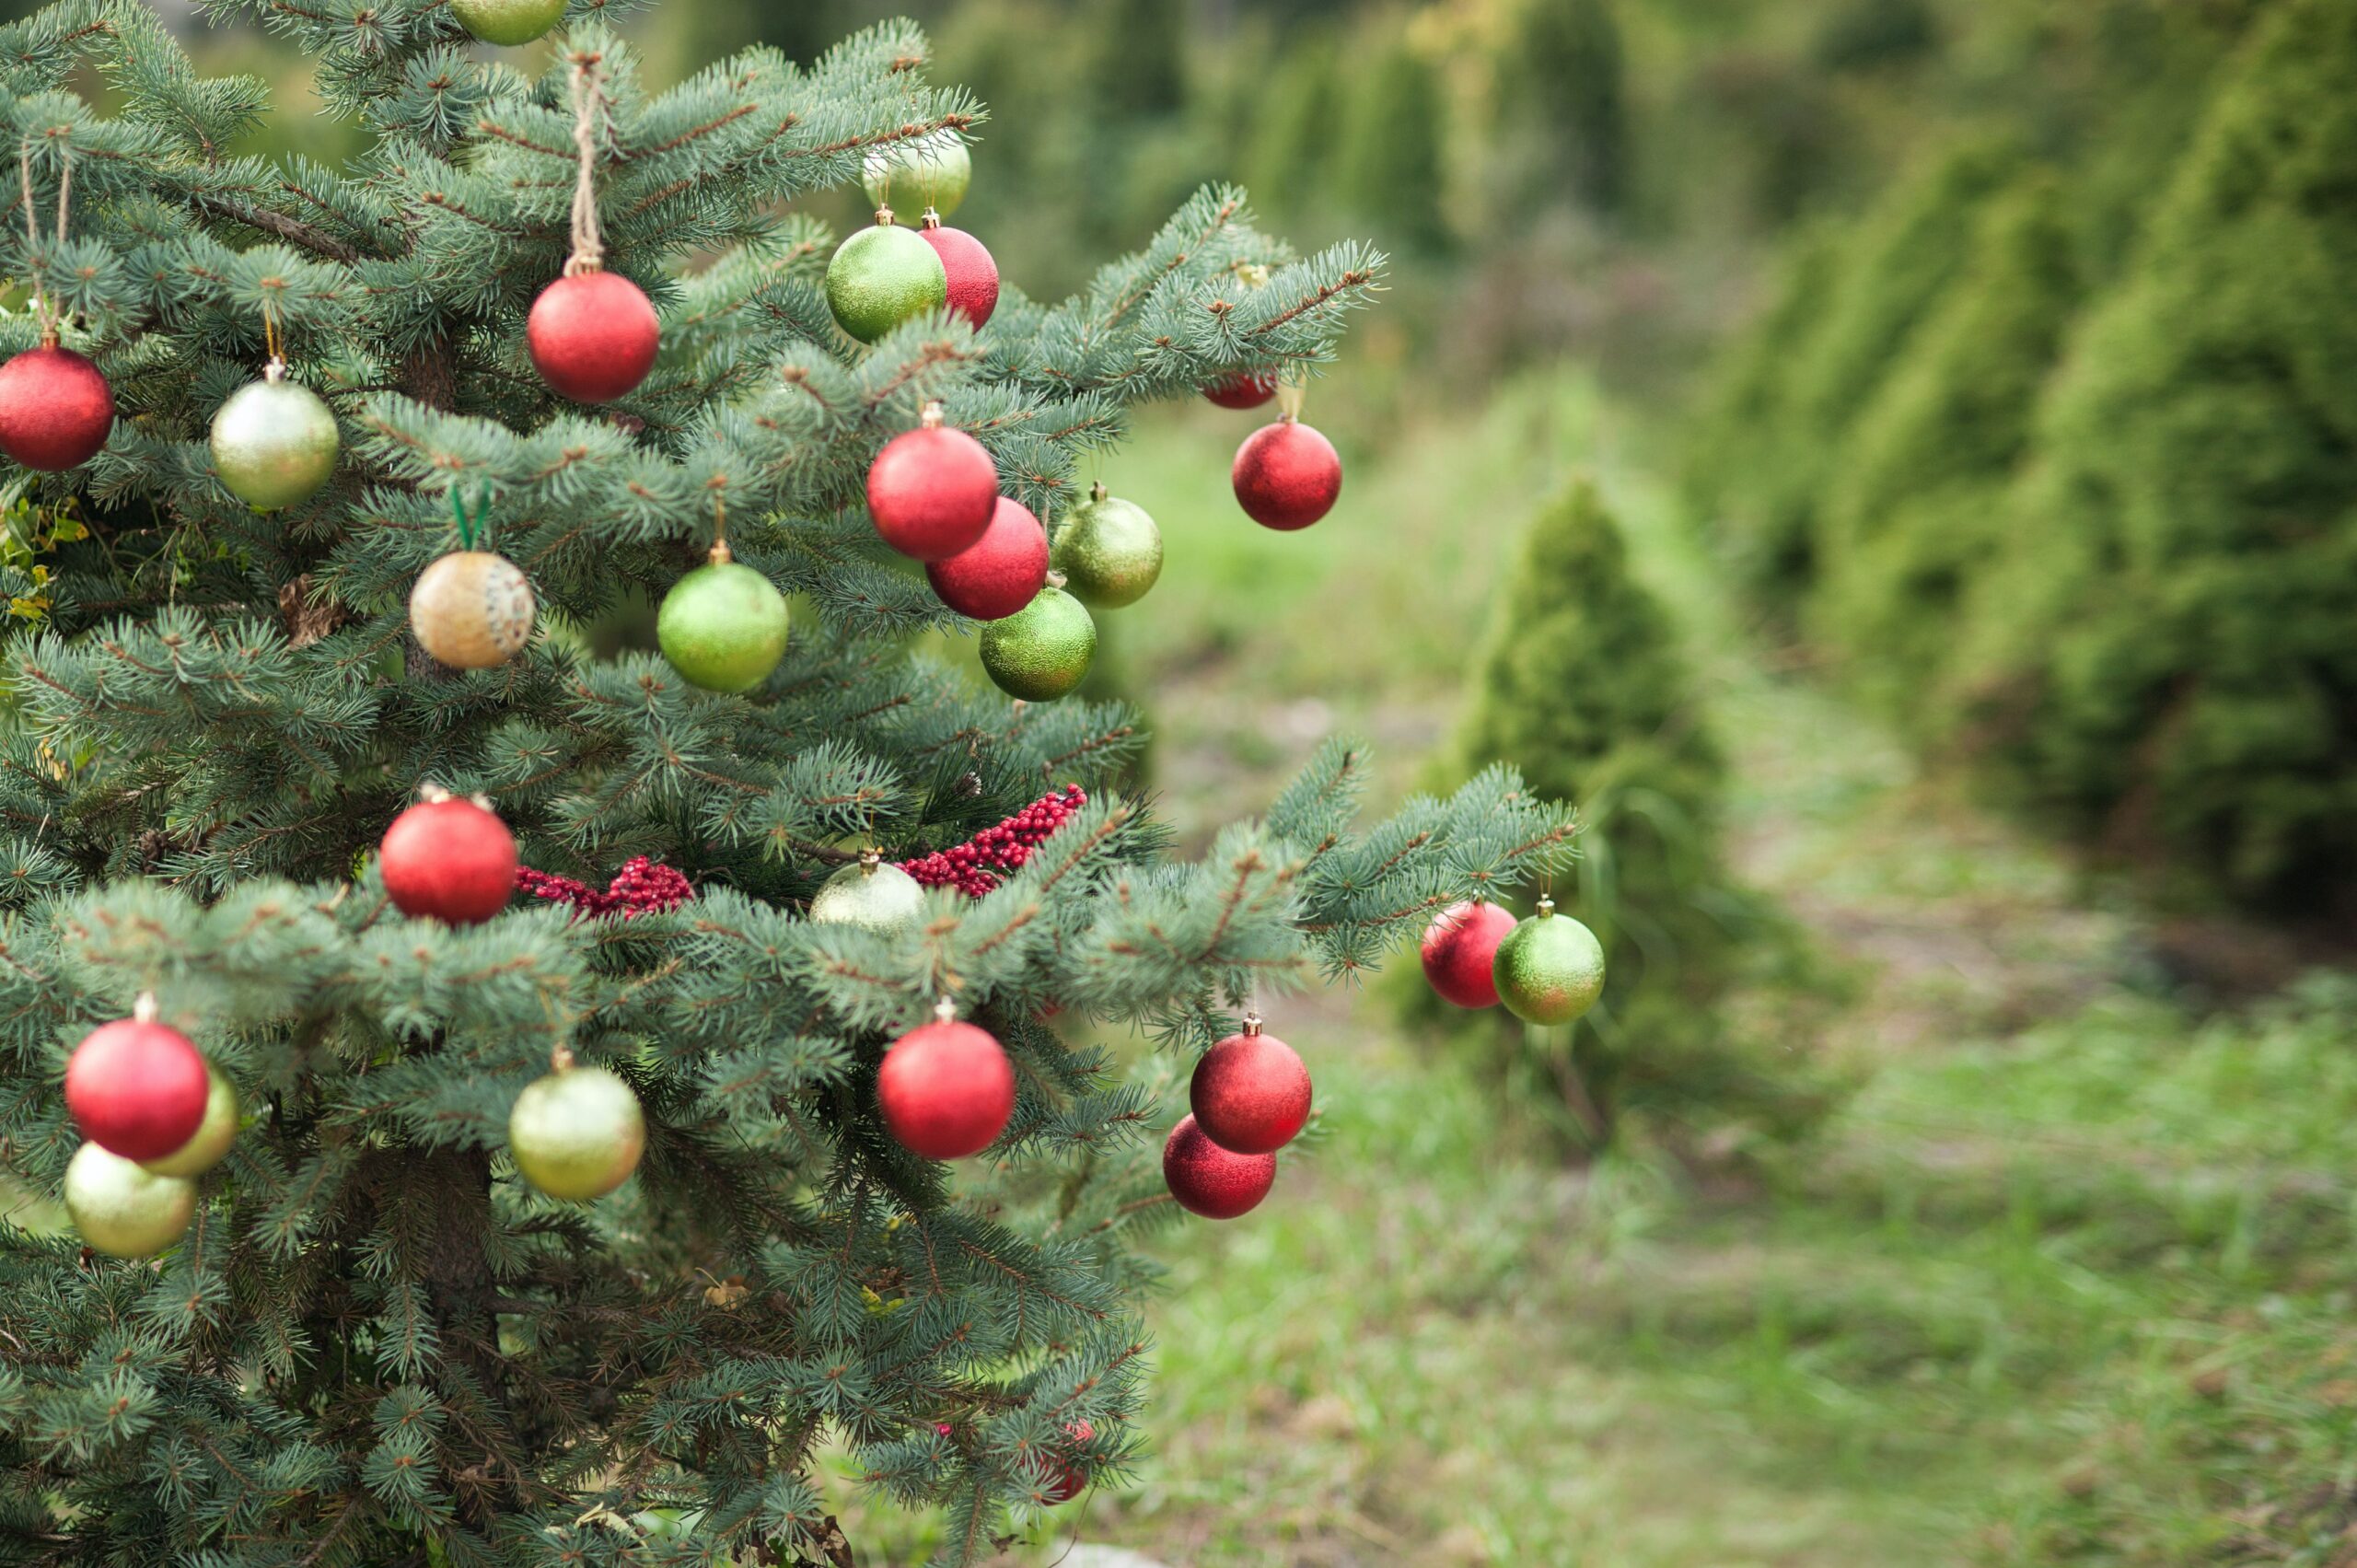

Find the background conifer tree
[[0, 3, 1578, 1562]]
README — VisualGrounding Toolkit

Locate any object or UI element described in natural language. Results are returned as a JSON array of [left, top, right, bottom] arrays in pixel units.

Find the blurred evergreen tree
[[1949, 0, 2357, 910], [1338, 39, 1451, 253], [1245, 29, 1342, 222], [1499, 0, 1629, 215], [1085, 0, 1188, 122], [1810, 170, 2079, 722], [1451, 481, 1830, 1157]]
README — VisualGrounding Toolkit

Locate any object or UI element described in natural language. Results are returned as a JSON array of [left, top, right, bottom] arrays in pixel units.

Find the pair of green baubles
[[979, 483, 1164, 703]]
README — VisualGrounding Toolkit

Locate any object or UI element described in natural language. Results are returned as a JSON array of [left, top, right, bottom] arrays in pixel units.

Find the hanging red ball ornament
[[1189, 1016, 1311, 1155], [1202, 372, 1276, 411], [1042, 1419, 1096, 1504], [64, 999, 210, 1162], [919, 215, 1000, 329], [877, 1007, 1016, 1159], [380, 789, 518, 926], [0, 344, 113, 471], [1420, 899, 1518, 1009], [1233, 416, 1342, 531], [926, 496, 1049, 621], [1163, 1113, 1276, 1220], [528, 270, 659, 404], [867, 401, 999, 562]]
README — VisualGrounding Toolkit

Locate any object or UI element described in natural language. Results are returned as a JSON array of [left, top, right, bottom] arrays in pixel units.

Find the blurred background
[[78, 0, 2357, 1561]]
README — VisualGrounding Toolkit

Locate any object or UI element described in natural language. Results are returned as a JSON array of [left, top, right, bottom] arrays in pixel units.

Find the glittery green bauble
[[1493, 903, 1608, 1027], [825, 224, 947, 344], [809, 860, 927, 933], [449, 0, 565, 45], [509, 1064, 645, 1201], [980, 587, 1096, 702], [862, 134, 972, 218], [657, 559, 790, 692], [139, 1067, 239, 1179], [64, 1142, 195, 1259], [1051, 487, 1163, 610], [211, 375, 340, 511]]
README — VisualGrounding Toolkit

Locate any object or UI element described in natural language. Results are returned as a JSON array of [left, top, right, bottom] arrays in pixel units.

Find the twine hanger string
[[17, 135, 72, 349], [565, 51, 608, 276]]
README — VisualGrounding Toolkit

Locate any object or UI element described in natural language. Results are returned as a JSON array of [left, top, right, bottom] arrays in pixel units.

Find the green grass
[[846, 368, 2357, 1565]]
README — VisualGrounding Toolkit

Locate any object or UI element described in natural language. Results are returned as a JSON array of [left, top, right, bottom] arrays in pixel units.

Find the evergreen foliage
[[1810, 170, 2079, 721], [1949, 0, 2357, 908], [1337, 41, 1450, 255], [0, 3, 1579, 1562], [1498, 0, 1628, 215], [1453, 481, 1826, 1154]]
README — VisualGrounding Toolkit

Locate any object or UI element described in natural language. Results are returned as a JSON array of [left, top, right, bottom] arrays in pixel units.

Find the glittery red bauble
[[1189, 1028, 1310, 1155], [65, 1017, 209, 1161], [380, 796, 518, 926], [528, 271, 660, 403], [920, 223, 1000, 328], [0, 345, 114, 471], [1421, 899, 1517, 1009], [866, 424, 999, 561], [926, 496, 1049, 621], [877, 1019, 1015, 1159], [1233, 418, 1341, 531], [1043, 1419, 1096, 1504], [1202, 373, 1276, 410], [1162, 1113, 1276, 1220]]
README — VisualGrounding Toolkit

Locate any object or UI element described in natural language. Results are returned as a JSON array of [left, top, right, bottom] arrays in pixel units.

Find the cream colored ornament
[[412, 550, 536, 669]]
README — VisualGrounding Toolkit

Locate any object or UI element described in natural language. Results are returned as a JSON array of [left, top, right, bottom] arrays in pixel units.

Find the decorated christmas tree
[[0, 2, 1579, 1562]]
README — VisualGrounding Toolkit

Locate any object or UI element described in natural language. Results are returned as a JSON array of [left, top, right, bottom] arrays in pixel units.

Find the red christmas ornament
[[899, 784, 1087, 897], [877, 1008, 1016, 1159], [926, 496, 1049, 621], [919, 217, 1000, 329], [867, 401, 999, 561], [0, 344, 113, 471], [527, 271, 660, 404], [1420, 899, 1517, 1009], [1189, 1016, 1311, 1155], [1043, 1419, 1096, 1504], [380, 788, 519, 926], [1233, 416, 1342, 531], [1162, 1113, 1276, 1220], [64, 999, 210, 1162], [1202, 372, 1276, 411]]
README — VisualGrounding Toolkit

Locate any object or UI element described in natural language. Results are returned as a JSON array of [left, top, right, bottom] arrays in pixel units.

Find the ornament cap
[[132, 991, 157, 1025], [919, 400, 946, 431], [933, 996, 957, 1025], [708, 539, 734, 566], [1045, 570, 1067, 589], [1535, 895, 1555, 918], [1089, 481, 1108, 503], [857, 849, 882, 877], [1240, 1011, 1261, 1038], [921, 206, 943, 230], [418, 781, 453, 805], [876, 203, 897, 226], [262, 356, 287, 385], [551, 1041, 576, 1074]]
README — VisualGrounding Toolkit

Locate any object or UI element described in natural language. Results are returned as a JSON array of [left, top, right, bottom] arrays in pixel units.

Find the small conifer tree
[[1338, 40, 1451, 254]]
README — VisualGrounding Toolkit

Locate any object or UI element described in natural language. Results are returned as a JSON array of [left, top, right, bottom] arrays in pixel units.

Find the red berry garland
[[517, 856, 694, 920], [899, 784, 1087, 896]]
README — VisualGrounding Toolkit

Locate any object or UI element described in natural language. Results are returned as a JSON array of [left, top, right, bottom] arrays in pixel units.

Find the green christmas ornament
[[509, 1052, 645, 1202], [862, 132, 971, 219], [211, 362, 339, 511], [139, 1066, 240, 1179], [825, 216, 947, 344], [64, 1142, 196, 1259], [657, 542, 790, 692], [1492, 897, 1607, 1027], [1051, 482, 1163, 610], [809, 853, 927, 933], [449, 0, 565, 45], [980, 583, 1096, 702]]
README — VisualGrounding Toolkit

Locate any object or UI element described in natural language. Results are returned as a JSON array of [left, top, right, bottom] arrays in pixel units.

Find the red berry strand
[[516, 856, 693, 920], [899, 785, 1088, 897]]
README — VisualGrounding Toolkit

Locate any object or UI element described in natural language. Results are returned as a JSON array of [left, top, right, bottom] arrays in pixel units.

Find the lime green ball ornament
[[64, 1142, 196, 1259], [980, 584, 1096, 702], [210, 363, 339, 511], [449, 0, 565, 45], [1051, 482, 1163, 610], [509, 1054, 644, 1202], [139, 1066, 240, 1179], [826, 218, 947, 344], [657, 545, 790, 692], [862, 133, 971, 219], [1492, 898, 1607, 1027]]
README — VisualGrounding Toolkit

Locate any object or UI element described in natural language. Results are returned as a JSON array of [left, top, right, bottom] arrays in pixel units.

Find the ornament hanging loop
[[17, 134, 72, 349], [563, 51, 609, 277], [450, 482, 492, 551], [706, 486, 730, 565], [1275, 381, 1306, 424]]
